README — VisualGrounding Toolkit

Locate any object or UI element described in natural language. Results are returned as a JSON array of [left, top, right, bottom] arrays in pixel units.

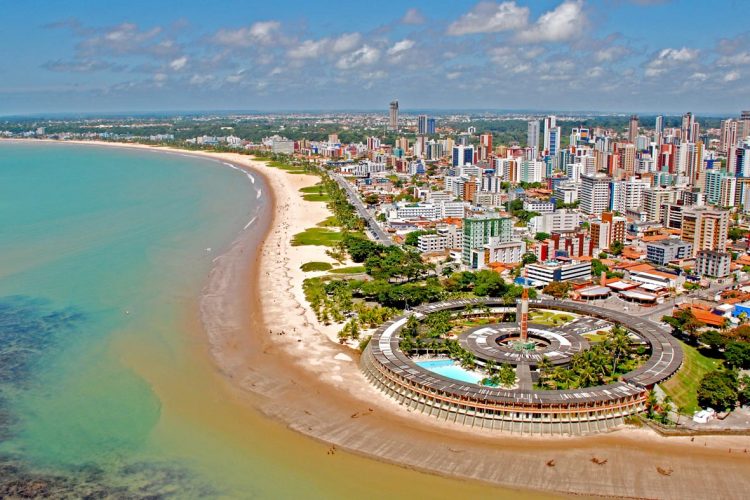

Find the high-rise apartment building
[[655, 115, 664, 142], [462, 216, 512, 267], [680, 207, 729, 257], [643, 187, 677, 222], [527, 120, 540, 158], [580, 173, 611, 215]]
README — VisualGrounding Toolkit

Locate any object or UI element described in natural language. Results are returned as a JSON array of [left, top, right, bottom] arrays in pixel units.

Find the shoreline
[[7, 138, 750, 498]]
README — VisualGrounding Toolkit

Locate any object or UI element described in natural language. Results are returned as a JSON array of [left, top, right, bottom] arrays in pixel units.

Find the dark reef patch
[[0, 296, 220, 498]]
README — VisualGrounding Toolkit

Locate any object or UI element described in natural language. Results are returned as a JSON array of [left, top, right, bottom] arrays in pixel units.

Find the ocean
[[0, 142, 526, 499]]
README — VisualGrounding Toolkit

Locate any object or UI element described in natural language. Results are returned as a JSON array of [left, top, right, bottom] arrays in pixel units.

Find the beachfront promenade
[[361, 298, 683, 435]]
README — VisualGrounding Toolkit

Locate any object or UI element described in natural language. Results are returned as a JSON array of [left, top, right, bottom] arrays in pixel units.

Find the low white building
[[523, 198, 555, 213], [526, 260, 592, 285]]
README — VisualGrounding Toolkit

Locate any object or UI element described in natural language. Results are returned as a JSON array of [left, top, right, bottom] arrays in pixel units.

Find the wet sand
[[16, 139, 750, 498]]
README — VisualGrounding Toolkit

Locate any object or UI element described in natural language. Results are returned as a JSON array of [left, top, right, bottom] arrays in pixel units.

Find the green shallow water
[[0, 142, 534, 499], [0, 142, 261, 495]]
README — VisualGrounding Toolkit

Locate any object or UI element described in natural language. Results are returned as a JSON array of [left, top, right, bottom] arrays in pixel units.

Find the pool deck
[[364, 298, 683, 407]]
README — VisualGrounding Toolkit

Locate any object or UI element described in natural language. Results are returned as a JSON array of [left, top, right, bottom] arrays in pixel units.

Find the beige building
[[680, 207, 730, 257]]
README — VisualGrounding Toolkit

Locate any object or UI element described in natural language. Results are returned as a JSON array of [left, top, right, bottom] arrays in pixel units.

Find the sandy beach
[[15, 139, 750, 498]]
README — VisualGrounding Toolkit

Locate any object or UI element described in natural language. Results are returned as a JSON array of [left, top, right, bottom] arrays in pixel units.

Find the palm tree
[[485, 359, 497, 376], [577, 366, 598, 388], [610, 328, 631, 377], [537, 356, 553, 388]]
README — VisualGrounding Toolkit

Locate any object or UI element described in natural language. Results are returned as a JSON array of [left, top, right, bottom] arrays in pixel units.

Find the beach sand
[[19, 139, 750, 499]]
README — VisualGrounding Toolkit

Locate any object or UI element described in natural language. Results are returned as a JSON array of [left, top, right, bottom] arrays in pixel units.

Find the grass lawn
[[300, 261, 333, 272], [529, 311, 574, 326], [661, 341, 723, 414], [291, 227, 343, 247], [329, 265, 366, 274], [583, 331, 610, 343], [316, 216, 340, 227], [299, 184, 331, 202], [267, 160, 309, 175]]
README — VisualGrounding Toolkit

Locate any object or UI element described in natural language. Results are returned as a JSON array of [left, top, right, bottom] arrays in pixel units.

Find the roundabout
[[360, 297, 683, 435]]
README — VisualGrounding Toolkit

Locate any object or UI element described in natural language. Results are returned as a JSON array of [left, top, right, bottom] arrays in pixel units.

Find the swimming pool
[[415, 359, 485, 385]]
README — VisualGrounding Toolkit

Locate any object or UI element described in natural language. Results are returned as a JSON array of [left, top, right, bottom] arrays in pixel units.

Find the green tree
[[522, 252, 538, 265], [728, 227, 748, 241], [473, 270, 507, 297], [725, 342, 750, 369], [609, 240, 624, 256], [697, 370, 739, 411], [497, 363, 516, 388], [534, 232, 550, 241]]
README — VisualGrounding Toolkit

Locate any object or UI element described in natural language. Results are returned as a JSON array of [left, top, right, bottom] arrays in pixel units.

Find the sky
[[1, 0, 749, 116]]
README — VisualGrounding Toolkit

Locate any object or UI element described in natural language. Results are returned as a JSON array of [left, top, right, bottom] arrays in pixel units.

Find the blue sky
[[1, 0, 748, 115]]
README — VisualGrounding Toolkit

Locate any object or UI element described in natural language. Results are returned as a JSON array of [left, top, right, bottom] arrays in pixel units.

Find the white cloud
[[331, 33, 362, 53], [213, 21, 281, 47], [517, 0, 584, 43], [724, 71, 740, 82], [717, 52, 750, 67], [447, 1, 529, 36], [169, 56, 188, 71], [594, 45, 629, 63], [189, 74, 214, 85], [387, 39, 415, 56], [401, 8, 426, 25], [336, 45, 380, 69], [645, 47, 698, 77], [288, 33, 362, 60]]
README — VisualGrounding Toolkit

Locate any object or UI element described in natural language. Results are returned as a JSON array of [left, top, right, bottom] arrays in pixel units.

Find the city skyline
[[2, 0, 750, 115]]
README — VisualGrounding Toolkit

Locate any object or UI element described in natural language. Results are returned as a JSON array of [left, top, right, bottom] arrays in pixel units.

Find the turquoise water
[[416, 359, 485, 384], [0, 142, 259, 494], [0, 142, 524, 499]]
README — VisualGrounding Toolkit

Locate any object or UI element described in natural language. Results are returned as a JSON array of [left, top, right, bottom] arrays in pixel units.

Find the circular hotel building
[[361, 297, 682, 435]]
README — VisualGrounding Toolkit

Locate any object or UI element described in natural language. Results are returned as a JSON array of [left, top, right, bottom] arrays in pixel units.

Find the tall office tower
[[417, 114, 428, 135], [580, 173, 612, 215], [681, 112, 695, 142], [643, 187, 677, 222], [527, 120, 541, 158], [543, 115, 557, 152], [452, 145, 474, 167], [655, 115, 664, 141], [547, 126, 561, 157], [426, 117, 436, 135], [628, 115, 639, 144], [680, 207, 730, 256], [479, 133, 493, 161], [388, 99, 399, 131]]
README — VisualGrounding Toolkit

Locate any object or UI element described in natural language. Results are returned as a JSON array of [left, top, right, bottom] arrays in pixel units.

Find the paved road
[[329, 172, 394, 246]]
